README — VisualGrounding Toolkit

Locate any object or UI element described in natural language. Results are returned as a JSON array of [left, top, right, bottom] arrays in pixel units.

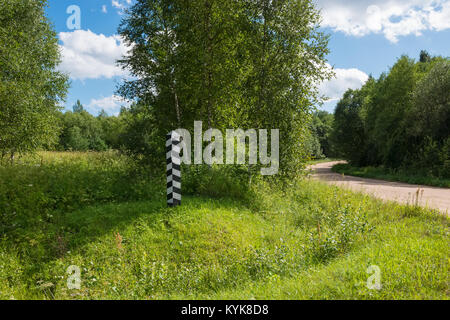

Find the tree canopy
[[332, 53, 450, 178], [0, 0, 68, 161], [117, 0, 332, 174]]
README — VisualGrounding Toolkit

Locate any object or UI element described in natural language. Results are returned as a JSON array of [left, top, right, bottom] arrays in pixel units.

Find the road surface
[[310, 161, 450, 215]]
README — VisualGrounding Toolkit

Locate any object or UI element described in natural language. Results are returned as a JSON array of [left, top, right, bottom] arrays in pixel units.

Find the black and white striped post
[[166, 131, 181, 207]]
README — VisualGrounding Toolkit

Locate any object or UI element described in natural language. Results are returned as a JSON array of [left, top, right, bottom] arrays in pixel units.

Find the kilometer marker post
[[166, 131, 182, 207]]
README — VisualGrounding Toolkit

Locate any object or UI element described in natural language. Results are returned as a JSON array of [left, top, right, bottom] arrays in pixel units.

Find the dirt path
[[310, 161, 450, 215]]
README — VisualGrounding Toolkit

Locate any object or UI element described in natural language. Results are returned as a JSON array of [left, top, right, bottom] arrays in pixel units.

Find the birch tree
[[0, 0, 68, 163]]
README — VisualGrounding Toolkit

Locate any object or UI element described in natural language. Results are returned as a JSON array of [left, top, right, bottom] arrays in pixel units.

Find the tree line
[[330, 51, 449, 178], [57, 50, 450, 183], [1, 0, 332, 176], [2, 0, 448, 179], [49, 101, 123, 152]]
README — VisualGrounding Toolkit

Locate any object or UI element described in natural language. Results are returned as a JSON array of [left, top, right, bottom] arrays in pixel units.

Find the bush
[[183, 165, 251, 200]]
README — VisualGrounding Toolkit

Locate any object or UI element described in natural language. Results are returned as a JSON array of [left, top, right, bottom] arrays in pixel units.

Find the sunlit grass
[[0, 152, 448, 299]]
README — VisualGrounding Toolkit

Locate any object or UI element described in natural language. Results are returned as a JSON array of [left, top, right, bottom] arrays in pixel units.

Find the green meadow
[[0, 152, 447, 300]]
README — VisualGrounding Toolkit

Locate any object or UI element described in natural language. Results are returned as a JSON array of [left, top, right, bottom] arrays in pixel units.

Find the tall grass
[[0, 151, 163, 242], [0, 152, 448, 299]]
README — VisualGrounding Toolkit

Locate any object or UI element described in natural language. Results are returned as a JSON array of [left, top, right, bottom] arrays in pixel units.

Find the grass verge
[[332, 163, 450, 188]]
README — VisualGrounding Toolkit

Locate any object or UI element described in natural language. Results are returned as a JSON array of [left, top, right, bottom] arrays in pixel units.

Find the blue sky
[[46, 0, 450, 115]]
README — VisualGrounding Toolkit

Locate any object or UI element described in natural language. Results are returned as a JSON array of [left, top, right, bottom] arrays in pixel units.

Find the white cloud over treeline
[[58, 29, 130, 80], [316, 0, 450, 43]]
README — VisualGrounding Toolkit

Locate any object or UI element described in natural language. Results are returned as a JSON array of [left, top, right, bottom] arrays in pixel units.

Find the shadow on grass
[[1, 194, 251, 288]]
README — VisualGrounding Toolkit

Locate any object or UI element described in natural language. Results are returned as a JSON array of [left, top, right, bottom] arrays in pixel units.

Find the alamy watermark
[[366, 265, 382, 290], [67, 265, 81, 290], [66, 5, 81, 30], [173, 121, 279, 176]]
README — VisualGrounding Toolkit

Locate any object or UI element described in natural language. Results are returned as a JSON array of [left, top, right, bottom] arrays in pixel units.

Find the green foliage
[[183, 165, 251, 200], [331, 78, 375, 165], [305, 128, 323, 159], [52, 101, 128, 152], [305, 111, 334, 159], [117, 0, 332, 176], [0, 0, 68, 160], [420, 50, 431, 63], [367, 56, 417, 167], [409, 61, 450, 145], [0, 152, 447, 299], [117, 102, 163, 165], [72, 100, 84, 113], [332, 52, 450, 178], [57, 110, 108, 151], [0, 152, 163, 241], [314, 111, 335, 157], [64, 126, 90, 151]]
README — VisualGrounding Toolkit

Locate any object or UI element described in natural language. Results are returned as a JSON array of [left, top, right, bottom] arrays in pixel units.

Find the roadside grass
[[192, 205, 448, 300], [0, 152, 448, 299], [332, 163, 450, 188]]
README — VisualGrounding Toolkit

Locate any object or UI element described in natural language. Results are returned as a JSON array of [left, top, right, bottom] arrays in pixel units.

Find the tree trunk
[[173, 86, 181, 126], [259, 0, 268, 123], [204, 0, 213, 129]]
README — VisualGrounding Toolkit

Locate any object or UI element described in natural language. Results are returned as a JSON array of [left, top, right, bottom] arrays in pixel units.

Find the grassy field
[[0, 152, 448, 299], [332, 163, 450, 188]]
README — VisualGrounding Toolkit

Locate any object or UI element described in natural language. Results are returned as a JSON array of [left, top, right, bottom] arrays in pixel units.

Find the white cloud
[[112, 0, 132, 14], [102, 5, 107, 14], [58, 29, 130, 80], [428, 1, 450, 31], [87, 95, 131, 116], [316, 0, 450, 43], [319, 65, 369, 101], [111, 0, 123, 10]]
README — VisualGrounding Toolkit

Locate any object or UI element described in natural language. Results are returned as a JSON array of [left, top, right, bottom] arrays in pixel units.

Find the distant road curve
[[309, 161, 450, 215]]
